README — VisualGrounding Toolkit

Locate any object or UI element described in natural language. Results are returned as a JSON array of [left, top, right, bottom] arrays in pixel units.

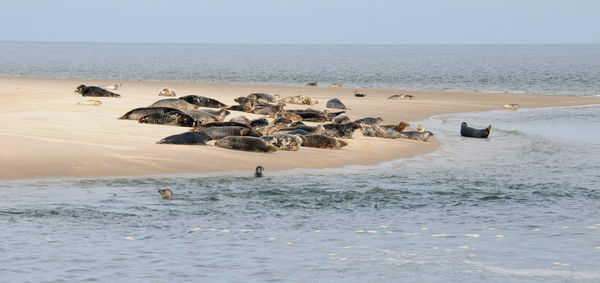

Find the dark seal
[[156, 132, 210, 145], [179, 95, 228, 108], [215, 136, 277, 153], [254, 166, 264, 177], [326, 98, 348, 109], [75, 85, 121, 98], [460, 122, 491, 138]]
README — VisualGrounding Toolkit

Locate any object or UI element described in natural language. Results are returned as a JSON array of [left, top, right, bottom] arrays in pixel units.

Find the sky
[[1, 0, 599, 44]]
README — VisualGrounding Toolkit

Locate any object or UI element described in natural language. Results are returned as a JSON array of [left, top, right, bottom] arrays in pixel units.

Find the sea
[[1, 42, 599, 282]]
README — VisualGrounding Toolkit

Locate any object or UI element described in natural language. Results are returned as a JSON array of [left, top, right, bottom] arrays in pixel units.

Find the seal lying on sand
[[119, 107, 182, 120], [399, 131, 434, 142], [100, 83, 121, 90], [306, 81, 318, 86], [230, 116, 251, 124], [253, 103, 285, 116], [75, 85, 121, 98], [354, 90, 366, 97], [200, 126, 261, 140], [322, 122, 361, 138], [279, 95, 318, 105], [234, 97, 263, 112], [150, 98, 198, 110], [199, 109, 230, 121], [156, 132, 210, 145], [254, 166, 264, 177], [285, 129, 311, 135], [280, 124, 324, 134], [504, 103, 519, 110], [179, 95, 228, 108], [329, 83, 343, 88], [249, 118, 269, 129], [354, 117, 384, 126], [77, 100, 102, 106], [247, 93, 278, 104], [326, 111, 346, 121], [388, 94, 415, 100], [332, 114, 350, 124], [255, 124, 286, 136], [361, 125, 403, 138], [295, 112, 328, 122], [215, 136, 277, 153], [158, 189, 173, 199], [272, 117, 292, 126], [139, 112, 197, 127], [381, 121, 410, 132], [326, 98, 348, 109], [159, 87, 176, 97], [260, 134, 304, 151], [191, 121, 253, 131], [271, 111, 303, 121], [300, 134, 348, 149], [460, 122, 491, 138], [182, 110, 221, 123]]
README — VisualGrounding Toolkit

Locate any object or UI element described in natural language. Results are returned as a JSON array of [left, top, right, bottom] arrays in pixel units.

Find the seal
[[150, 98, 198, 110], [361, 125, 404, 138], [416, 124, 424, 132], [260, 134, 304, 151], [215, 136, 277, 153], [306, 81, 318, 86], [138, 111, 197, 127], [285, 129, 310, 135], [354, 117, 384, 126], [159, 87, 176, 97], [254, 166, 264, 177], [332, 114, 350, 124], [253, 102, 286, 116], [270, 111, 303, 121], [119, 107, 182, 120], [381, 121, 410, 132], [200, 126, 262, 140], [295, 111, 328, 122], [182, 110, 221, 123], [322, 122, 361, 138], [247, 93, 278, 104], [326, 98, 348, 109], [225, 105, 246, 112], [191, 121, 252, 132], [326, 111, 346, 121], [156, 132, 211, 144], [158, 189, 173, 199], [249, 118, 269, 129], [329, 83, 343, 88], [300, 134, 348, 149], [399, 131, 434, 142], [101, 83, 121, 90], [354, 90, 366, 97], [388, 94, 415, 100], [280, 124, 324, 134], [504, 103, 519, 110], [255, 124, 286, 135], [76, 99, 102, 106], [229, 116, 251, 124], [279, 95, 319, 105], [272, 117, 292, 126], [460, 122, 491, 138], [233, 97, 263, 112], [199, 109, 230, 121], [179, 95, 228, 108], [75, 85, 121, 98]]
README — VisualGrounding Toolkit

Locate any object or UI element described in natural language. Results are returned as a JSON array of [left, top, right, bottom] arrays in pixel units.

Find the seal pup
[[300, 134, 348, 149], [504, 103, 519, 110], [247, 93, 278, 104], [179, 95, 228, 108], [76, 99, 102, 106], [388, 94, 415, 100], [158, 189, 173, 200], [159, 87, 176, 97], [279, 95, 319, 105], [150, 98, 198, 110], [460, 122, 492, 138], [381, 121, 410, 132], [322, 122, 361, 138], [75, 85, 121, 98], [326, 98, 348, 109], [119, 107, 182, 120], [354, 90, 366, 97], [329, 83, 343, 88], [215, 136, 277, 153], [254, 166, 264, 177], [200, 126, 261, 140], [306, 81, 318, 86], [156, 132, 210, 144], [229, 116, 251, 124], [354, 117, 384, 126], [100, 83, 121, 90], [260, 134, 304, 151], [139, 112, 196, 127], [332, 114, 350, 124]]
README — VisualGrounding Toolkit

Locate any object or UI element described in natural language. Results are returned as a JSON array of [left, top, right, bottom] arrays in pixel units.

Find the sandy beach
[[0, 76, 596, 180]]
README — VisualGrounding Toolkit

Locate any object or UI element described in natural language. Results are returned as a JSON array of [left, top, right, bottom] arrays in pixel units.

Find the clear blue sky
[[2, 0, 599, 44]]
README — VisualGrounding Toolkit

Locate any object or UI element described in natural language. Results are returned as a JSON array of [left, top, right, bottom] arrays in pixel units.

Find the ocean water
[[1, 105, 599, 282], [1, 42, 600, 96]]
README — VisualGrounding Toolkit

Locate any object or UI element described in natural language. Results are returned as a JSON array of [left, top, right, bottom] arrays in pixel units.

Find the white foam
[[464, 260, 600, 279]]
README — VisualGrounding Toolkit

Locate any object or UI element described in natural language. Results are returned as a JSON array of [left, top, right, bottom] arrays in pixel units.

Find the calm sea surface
[[1, 43, 599, 281]]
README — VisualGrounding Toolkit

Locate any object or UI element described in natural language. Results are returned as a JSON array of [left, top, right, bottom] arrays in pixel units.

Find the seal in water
[[75, 85, 121, 98], [101, 83, 121, 90], [322, 122, 361, 138], [306, 81, 318, 86], [381, 121, 410, 132], [354, 90, 366, 97], [179, 95, 228, 108], [119, 107, 182, 120], [200, 126, 262, 140], [139, 111, 197, 127], [460, 122, 491, 138], [279, 95, 319, 105], [156, 132, 210, 144], [504, 103, 519, 110], [260, 134, 304, 151], [215, 136, 277, 153], [247, 93, 278, 104], [387, 94, 415, 100], [329, 83, 343, 88], [159, 87, 176, 97], [300, 134, 348, 149], [150, 98, 198, 110], [158, 189, 173, 199], [254, 166, 264, 177], [326, 98, 348, 109]]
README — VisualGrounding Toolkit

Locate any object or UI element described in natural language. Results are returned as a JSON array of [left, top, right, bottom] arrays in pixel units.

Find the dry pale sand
[[0, 76, 597, 180]]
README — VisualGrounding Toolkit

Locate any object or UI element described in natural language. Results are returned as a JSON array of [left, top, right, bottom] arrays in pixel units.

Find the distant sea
[[0, 42, 599, 96]]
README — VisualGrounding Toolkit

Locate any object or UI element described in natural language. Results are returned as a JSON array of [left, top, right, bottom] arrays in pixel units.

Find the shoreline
[[1, 76, 597, 181]]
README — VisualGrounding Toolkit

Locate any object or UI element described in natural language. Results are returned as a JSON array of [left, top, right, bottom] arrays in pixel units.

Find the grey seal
[[179, 95, 228, 108], [158, 189, 173, 199], [252, 102, 286, 116], [200, 126, 262, 140], [229, 116, 251, 124], [300, 134, 348, 149], [326, 98, 348, 109], [215, 136, 277, 153], [150, 98, 198, 110], [270, 111, 303, 121], [247, 93, 278, 104], [119, 107, 182, 120], [354, 90, 366, 97], [285, 129, 311, 135], [249, 118, 269, 129], [504, 103, 519, 110], [461, 122, 491, 138], [354, 117, 384, 126], [329, 83, 343, 88], [156, 132, 210, 145], [306, 81, 318, 86], [280, 124, 324, 134], [381, 121, 410, 132], [159, 87, 176, 97], [260, 134, 304, 151], [388, 94, 415, 100], [272, 117, 292, 126], [279, 95, 319, 105], [322, 122, 361, 138], [100, 83, 121, 90], [332, 114, 350, 124], [295, 111, 328, 122], [361, 125, 405, 138], [139, 111, 197, 127], [399, 131, 434, 142], [254, 166, 264, 177], [75, 85, 121, 98], [326, 111, 346, 121]]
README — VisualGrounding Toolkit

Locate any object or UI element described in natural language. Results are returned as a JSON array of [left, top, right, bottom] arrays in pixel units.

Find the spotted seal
[[381, 121, 410, 132], [260, 134, 304, 151], [247, 93, 278, 104], [156, 132, 210, 144], [200, 126, 262, 140], [300, 134, 348, 149], [179, 95, 228, 108], [460, 122, 491, 138], [159, 87, 176, 97], [138, 111, 197, 127], [75, 85, 121, 98], [158, 189, 173, 199], [119, 107, 182, 120], [354, 117, 384, 126], [150, 98, 198, 110], [215, 136, 277, 153], [322, 122, 361, 138], [332, 114, 350, 124], [326, 98, 348, 109], [279, 95, 319, 105]]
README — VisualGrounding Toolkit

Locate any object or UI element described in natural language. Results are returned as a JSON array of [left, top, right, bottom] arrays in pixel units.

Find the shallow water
[[1, 42, 600, 96], [2, 105, 599, 281]]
